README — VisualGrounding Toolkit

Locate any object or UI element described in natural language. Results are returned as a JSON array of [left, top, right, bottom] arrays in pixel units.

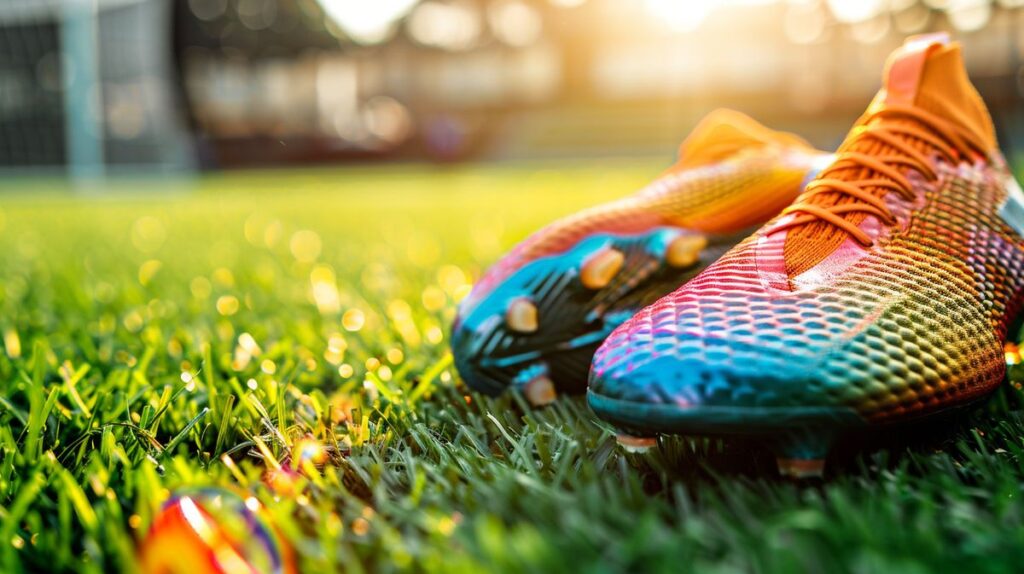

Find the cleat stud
[[506, 297, 538, 333], [581, 248, 625, 290], [616, 434, 657, 453], [665, 235, 708, 268], [771, 427, 833, 479], [523, 376, 557, 406], [776, 457, 826, 479]]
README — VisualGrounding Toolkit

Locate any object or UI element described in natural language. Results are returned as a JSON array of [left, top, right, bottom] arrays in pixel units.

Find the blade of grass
[[161, 407, 210, 457]]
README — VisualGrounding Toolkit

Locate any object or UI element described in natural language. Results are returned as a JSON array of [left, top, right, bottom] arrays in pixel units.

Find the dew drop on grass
[[363, 379, 379, 401], [388, 299, 413, 320], [437, 516, 456, 536], [260, 359, 276, 374], [123, 310, 144, 333], [131, 216, 166, 254], [217, 295, 240, 316], [290, 229, 322, 263], [343, 309, 365, 331], [324, 347, 343, 365], [310, 265, 341, 314], [138, 260, 162, 286], [329, 332, 348, 349], [167, 339, 183, 359], [212, 268, 235, 287], [180, 371, 196, 392], [234, 348, 253, 371], [437, 264, 469, 295], [238, 332, 261, 355], [190, 277, 212, 299], [422, 286, 447, 311], [3, 328, 20, 359], [324, 334, 347, 364]]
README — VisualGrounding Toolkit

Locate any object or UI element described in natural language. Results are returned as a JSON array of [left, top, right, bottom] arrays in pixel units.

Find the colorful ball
[[139, 488, 296, 574]]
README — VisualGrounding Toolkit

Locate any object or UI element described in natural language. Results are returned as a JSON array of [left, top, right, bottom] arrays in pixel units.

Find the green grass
[[2, 160, 1024, 573]]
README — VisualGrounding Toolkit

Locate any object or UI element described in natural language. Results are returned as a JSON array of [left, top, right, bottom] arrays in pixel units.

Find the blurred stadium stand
[[2, 0, 1024, 175]]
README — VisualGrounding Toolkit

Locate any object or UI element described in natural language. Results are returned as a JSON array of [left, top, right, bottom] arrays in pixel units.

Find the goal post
[[61, 0, 104, 179]]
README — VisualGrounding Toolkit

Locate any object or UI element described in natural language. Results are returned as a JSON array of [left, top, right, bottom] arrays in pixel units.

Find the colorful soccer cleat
[[452, 110, 828, 404], [588, 34, 1024, 476]]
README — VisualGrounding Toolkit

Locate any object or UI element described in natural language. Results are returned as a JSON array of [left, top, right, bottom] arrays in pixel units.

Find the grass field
[[2, 161, 1024, 573]]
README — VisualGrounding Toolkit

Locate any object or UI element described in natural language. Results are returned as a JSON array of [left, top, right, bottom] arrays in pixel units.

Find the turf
[[2, 161, 1024, 573]]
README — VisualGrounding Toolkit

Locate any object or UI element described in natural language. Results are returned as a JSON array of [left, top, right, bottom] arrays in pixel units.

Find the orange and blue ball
[[139, 488, 296, 574]]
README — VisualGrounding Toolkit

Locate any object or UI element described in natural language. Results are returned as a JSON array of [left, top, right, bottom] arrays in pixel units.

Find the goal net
[[0, 0, 193, 176]]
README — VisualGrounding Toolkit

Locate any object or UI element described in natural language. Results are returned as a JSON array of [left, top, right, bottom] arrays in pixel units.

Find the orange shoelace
[[769, 104, 987, 246]]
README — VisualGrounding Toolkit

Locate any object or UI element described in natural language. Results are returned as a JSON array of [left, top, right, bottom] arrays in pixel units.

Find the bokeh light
[[316, 0, 418, 44], [188, 0, 228, 21], [827, 0, 886, 23], [643, 0, 711, 32], [408, 1, 482, 50], [946, 0, 992, 31], [488, 0, 544, 47]]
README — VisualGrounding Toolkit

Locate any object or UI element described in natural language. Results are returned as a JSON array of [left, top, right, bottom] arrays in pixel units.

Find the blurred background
[[2, 0, 1024, 178]]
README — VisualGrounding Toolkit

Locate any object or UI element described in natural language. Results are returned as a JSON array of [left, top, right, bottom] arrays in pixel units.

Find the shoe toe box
[[586, 282, 1003, 430]]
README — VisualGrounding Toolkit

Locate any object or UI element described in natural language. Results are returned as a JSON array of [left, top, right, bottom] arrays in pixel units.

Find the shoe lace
[[768, 104, 987, 246]]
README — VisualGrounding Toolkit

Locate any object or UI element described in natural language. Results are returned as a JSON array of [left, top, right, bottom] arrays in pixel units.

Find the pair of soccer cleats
[[452, 35, 1024, 477]]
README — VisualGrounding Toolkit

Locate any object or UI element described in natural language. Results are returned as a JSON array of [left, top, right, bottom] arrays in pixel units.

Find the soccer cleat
[[588, 34, 1024, 477], [452, 110, 829, 403]]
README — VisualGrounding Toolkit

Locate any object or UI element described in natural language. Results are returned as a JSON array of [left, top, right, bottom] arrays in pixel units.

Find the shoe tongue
[[779, 34, 996, 280], [880, 33, 949, 107], [878, 33, 995, 150], [674, 109, 808, 169]]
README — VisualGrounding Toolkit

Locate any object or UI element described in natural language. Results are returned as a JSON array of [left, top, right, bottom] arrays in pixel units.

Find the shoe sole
[[453, 226, 749, 402], [589, 384, 993, 478], [587, 391, 864, 436], [588, 390, 865, 478]]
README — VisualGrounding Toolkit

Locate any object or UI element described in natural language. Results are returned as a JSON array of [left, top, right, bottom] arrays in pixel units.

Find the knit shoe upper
[[780, 33, 997, 278]]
